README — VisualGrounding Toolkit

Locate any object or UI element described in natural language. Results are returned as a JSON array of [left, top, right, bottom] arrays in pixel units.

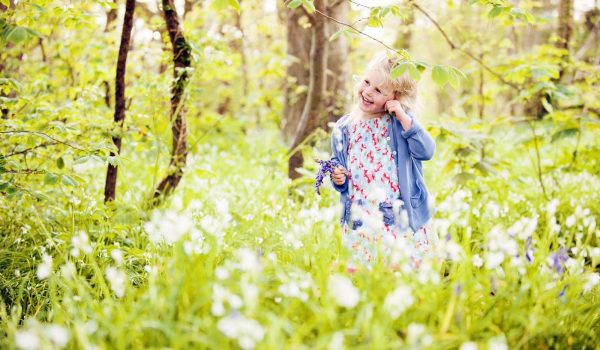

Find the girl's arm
[[399, 112, 436, 161], [330, 126, 348, 193]]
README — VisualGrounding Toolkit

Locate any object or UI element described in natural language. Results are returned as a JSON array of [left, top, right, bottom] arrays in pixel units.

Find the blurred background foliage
[[1, 0, 599, 349]]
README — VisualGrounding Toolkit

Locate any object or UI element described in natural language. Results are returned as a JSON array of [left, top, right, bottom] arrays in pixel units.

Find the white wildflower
[[583, 273, 599, 293], [328, 331, 345, 350], [235, 248, 262, 273], [406, 323, 433, 347], [44, 325, 69, 348], [488, 335, 508, 350], [110, 249, 123, 265], [459, 341, 478, 350], [144, 209, 199, 245], [70, 231, 92, 257], [215, 266, 230, 280], [472, 254, 483, 268], [217, 313, 265, 350], [36, 254, 53, 280], [105, 266, 127, 298], [327, 274, 359, 309], [384, 285, 414, 319], [15, 329, 39, 350]]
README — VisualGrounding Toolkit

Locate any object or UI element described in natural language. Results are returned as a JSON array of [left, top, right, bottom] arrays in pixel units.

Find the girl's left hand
[[385, 100, 408, 121]]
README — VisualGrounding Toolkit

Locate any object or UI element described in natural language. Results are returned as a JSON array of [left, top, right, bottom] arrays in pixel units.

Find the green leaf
[[31, 191, 50, 201], [287, 0, 302, 9], [474, 160, 498, 176], [488, 6, 504, 18], [447, 66, 466, 88], [24, 28, 43, 39], [390, 62, 412, 79], [44, 172, 59, 185], [6, 26, 28, 44], [227, 0, 240, 13], [551, 128, 579, 143], [60, 174, 78, 186], [453, 172, 477, 185], [432, 65, 449, 86], [408, 64, 421, 80], [57, 156, 65, 169], [301, 0, 315, 13], [329, 29, 344, 42]]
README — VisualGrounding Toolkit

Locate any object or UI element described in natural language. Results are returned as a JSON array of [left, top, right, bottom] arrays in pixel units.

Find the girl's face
[[357, 70, 394, 117]]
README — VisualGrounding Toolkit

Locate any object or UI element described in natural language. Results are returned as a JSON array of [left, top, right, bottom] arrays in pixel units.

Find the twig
[[313, 8, 409, 59], [0, 130, 86, 152], [408, 0, 520, 90], [4, 142, 58, 158]]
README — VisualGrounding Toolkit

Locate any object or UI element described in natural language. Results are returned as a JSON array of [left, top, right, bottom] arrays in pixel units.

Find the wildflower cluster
[[315, 159, 339, 195]]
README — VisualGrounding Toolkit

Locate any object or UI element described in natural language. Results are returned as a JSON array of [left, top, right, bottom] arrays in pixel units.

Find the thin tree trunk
[[153, 0, 192, 202], [104, 0, 136, 202], [556, 0, 573, 80], [288, 0, 328, 180], [103, 0, 119, 109]]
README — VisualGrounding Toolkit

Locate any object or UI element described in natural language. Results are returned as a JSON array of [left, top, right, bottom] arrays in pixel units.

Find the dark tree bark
[[288, 0, 328, 179], [104, 0, 136, 202], [152, 0, 192, 202]]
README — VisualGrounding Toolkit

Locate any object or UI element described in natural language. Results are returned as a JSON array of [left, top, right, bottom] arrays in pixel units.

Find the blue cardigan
[[329, 111, 436, 232]]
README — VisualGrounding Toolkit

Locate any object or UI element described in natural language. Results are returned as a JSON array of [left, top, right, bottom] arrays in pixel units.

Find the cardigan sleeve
[[399, 113, 436, 161], [329, 124, 349, 193]]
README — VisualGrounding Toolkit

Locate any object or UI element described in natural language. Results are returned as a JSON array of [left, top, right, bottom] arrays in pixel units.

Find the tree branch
[[0, 131, 86, 152], [408, 1, 519, 90]]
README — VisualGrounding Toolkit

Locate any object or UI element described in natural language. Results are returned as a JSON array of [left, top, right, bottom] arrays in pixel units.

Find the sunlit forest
[[1, 0, 599, 348]]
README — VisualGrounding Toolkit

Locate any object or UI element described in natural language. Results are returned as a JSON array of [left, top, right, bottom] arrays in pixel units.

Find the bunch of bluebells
[[315, 159, 340, 195]]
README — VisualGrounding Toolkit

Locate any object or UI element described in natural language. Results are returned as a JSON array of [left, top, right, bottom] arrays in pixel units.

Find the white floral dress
[[343, 114, 430, 269]]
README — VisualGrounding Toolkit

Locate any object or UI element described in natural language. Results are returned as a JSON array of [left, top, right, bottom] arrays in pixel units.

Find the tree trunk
[[325, 0, 350, 127], [103, 0, 119, 109], [288, 0, 328, 180], [281, 5, 312, 141], [104, 0, 136, 202], [555, 0, 573, 79], [153, 0, 192, 202]]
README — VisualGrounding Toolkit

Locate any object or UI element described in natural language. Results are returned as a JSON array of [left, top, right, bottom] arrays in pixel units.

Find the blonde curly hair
[[345, 51, 419, 124]]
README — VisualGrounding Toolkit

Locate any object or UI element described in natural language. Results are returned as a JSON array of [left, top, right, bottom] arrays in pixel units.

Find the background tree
[[152, 0, 192, 203], [283, 0, 349, 180], [104, 0, 136, 202]]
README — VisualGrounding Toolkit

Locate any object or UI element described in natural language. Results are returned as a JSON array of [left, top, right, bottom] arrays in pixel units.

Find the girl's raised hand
[[332, 166, 348, 185], [385, 100, 408, 120]]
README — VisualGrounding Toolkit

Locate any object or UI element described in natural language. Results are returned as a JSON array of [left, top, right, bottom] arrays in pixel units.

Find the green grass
[[1, 121, 599, 349]]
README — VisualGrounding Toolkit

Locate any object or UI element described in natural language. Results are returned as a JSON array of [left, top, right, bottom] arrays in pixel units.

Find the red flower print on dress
[[363, 169, 374, 183], [366, 150, 374, 163], [372, 133, 379, 147], [374, 161, 383, 172]]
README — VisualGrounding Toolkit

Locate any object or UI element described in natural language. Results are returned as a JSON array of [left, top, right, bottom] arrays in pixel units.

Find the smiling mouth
[[361, 95, 373, 105]]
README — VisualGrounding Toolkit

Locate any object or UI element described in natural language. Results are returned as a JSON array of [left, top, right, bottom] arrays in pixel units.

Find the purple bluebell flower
[[315, 159, 339, 195], [454, 283, 462, 295], [525, 236, 534, 263], [558, 284, 568, 298], [549, 247, 569, 274]]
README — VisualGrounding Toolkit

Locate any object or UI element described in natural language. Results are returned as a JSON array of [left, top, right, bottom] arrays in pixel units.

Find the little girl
[[329, 51, 436, 272]]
